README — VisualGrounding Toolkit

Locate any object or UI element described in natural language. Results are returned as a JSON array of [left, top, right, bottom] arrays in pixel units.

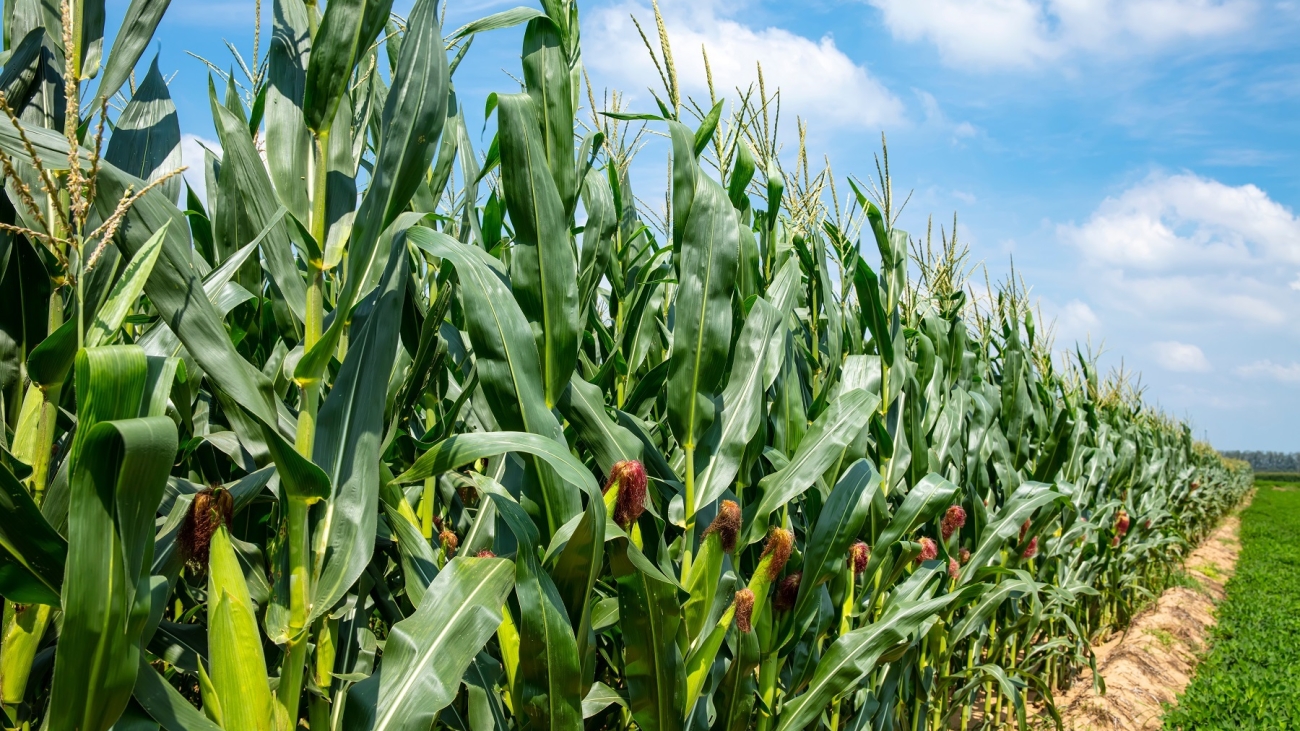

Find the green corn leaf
[[520, 18, 576, 213], [25, 317, 77, 389], [860, 473, 961, 581], [949, 575, 1038, 644], [49, 350, 176, 731], [666, 120, 739, 459], [793, 459, 881, 619], [147, 620, 208, 674], [103, 57, 181, 203], [620, 255, 671, 378], [611, 540, 685, 731], [692, 297, 782, 513], [498, 92, 579, 407], [556, 374, 643, 474], [303, 0, 365, 133], [581, 682, 627, 718], [264, 0, 312, 224], [209, 100, 308, 323], [308, 237, 407, 622], [549, 500, 606, 681], [577, 167, 617, 323], [84, 223, 169, 349], [404, 227, 580, 535], [743, 389, 878, 544], [358, 0, 396, 54], [94, 0, 170, 108], [960, 482, 1066, 582], [298, 0, 448, 385], [712, 626, 760, 731], [1032, 408, 1076, 482], [0, 28, 48, 103], [493, 495, 584, 731], [448, 6, 545, 41], [133, 658, 225, 731], [681, 529, 724, 647], [393, 431, 596, 498], [0, 460, 66, 605], [350, 557, 515, 731], [383, 499, 438, 608], [775, 589, 976, 731]]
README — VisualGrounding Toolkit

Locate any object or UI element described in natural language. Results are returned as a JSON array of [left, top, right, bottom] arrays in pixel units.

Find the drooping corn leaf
[[0, 460, 66, 605], [346, 557, 515, 731], [404, 227, 580, 536], [775, 587, 978, 731], [743, 389, 879, 544], [48, 348, 176, 731]]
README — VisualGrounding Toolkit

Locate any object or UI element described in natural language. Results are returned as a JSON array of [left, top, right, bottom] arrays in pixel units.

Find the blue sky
[[114, 0, 1300, 450]]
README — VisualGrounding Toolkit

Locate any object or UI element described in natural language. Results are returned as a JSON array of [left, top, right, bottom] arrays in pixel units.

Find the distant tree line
[[1221, 451, 1300, 472]]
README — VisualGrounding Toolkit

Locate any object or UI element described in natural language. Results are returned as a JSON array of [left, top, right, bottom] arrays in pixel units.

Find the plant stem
[[754, 652, 782, 731], [828, 564, 855, 731], [276, 496, 312, 728], [420, 409, 436, 538]]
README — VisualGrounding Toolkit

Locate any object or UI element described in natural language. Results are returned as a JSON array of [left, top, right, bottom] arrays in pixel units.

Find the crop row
[[0, 2, 1252, 731]]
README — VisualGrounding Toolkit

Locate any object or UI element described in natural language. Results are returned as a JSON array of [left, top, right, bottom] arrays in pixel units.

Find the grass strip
[[1163, 481, 1300, 729]]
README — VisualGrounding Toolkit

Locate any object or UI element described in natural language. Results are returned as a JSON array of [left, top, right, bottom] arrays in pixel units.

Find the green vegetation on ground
[[1250, 472, 1300, 483], [1164, 482, 1300, 730]]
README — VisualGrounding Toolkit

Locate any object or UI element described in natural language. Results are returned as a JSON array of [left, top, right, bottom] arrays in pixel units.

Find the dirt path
[[1049, 509, 1246, 730]]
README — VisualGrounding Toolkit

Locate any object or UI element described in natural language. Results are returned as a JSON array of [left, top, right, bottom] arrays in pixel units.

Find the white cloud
[[1056, 172, 1300, 328], [866, 0, 1257, 69], [584, 0, 904, 130], [180, 134, 220, 206], [1059, 172, 1300, 270], [1152, 341, 1211, 372], [915, 89, 981, 143], [1236, 360, 1300, 383], [1039, 297, 1100, 347]]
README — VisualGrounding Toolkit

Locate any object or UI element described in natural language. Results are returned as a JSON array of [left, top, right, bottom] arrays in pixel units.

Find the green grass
[[1166, 567, 1213, 597], [1163, 482, 1300, 729], [1147, 628, 1176, 649], [1252, 471, 1300, 483]]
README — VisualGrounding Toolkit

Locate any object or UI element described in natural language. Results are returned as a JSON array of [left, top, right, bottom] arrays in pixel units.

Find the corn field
[[0, 2, 1253, 731]]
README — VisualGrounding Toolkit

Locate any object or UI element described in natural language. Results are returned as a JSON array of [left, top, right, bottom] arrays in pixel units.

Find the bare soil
[[1048, 511, 1246, 730]]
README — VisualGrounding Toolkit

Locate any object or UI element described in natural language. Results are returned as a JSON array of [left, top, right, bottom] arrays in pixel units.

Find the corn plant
[[0, 2, 1252, 731]]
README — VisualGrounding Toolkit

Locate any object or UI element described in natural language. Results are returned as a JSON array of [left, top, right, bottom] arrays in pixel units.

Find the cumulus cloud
[[865, 0, 1257, 69], [1059, 172, 1300, 269], [1151, 341, 1211, 372], [1235, 360, 1300, 383], [1057, 172, 1300, 327], [583, 0, 905, 130]]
